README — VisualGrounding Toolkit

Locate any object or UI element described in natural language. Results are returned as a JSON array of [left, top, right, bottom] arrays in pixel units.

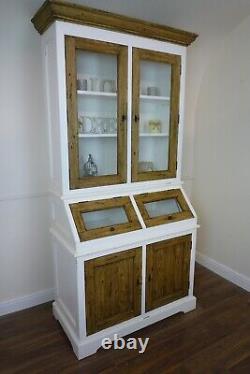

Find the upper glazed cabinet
[[66, 37, 181, 189]]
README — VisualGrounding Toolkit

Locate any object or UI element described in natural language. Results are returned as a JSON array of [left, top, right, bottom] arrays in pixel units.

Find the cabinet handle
[[134, 115, 140, 122], [122, 114, 127, 122]]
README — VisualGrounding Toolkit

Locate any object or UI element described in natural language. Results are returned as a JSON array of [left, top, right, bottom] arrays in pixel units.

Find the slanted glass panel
[[134, 189, 193, 228], [144, 198, 182, 218], [82, 207, 129, 230], [70, 196, 141, 241]]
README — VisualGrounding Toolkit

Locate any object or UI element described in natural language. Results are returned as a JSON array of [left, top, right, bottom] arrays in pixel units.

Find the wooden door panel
[[146, 235, 191, 312], [65, 36, 128, 189], [131, 48, 181, 182], [85, 248, 142, 335]]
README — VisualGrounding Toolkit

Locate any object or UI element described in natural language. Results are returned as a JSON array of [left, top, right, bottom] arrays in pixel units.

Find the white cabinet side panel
[[43, 27, 63, 195], [54, 241, 77, 329]]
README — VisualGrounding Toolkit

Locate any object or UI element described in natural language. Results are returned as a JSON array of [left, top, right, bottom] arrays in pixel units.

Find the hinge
[[178, 113, 180, 124], [176, 160, 178, 170], [190, 241, 192, 250], [180, 64, 182, 75]]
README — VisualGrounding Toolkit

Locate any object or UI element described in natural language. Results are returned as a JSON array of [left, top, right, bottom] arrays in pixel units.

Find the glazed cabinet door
[[146, 235, 191, 312], [65, 36, 127, 189], [132, 48, 181, 181], [85, 248, 142, 335]]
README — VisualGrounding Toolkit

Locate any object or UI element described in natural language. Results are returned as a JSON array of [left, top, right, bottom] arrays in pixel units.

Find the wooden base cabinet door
[[85, 248, 142, 335], [146, 235, 192, 312]]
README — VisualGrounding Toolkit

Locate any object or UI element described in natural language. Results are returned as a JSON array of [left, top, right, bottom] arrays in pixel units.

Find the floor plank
[[0, 264, 249, 373]]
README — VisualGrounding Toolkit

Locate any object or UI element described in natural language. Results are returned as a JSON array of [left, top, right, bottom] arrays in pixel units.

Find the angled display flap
[[70, 196, 141, 241], [134, 189, 193, 227]]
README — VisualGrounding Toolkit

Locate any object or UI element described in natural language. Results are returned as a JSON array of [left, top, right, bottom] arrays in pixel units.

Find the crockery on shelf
[[90, 77, 100, 91], [83, 154, 98, 176], [102, 79, 115, 93], [148, 120, 161, 133], [80, 116, 92, 133], [147, 86, 160, 96], [77, 78, 87, 91], [78, 117, 84, 133]]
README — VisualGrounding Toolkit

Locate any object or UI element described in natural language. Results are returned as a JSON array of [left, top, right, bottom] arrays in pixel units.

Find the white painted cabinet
[[32, 0, 198, 360]]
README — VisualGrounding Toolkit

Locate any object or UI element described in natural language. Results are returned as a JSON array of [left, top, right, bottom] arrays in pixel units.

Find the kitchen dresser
[[32, 0, 198, 359]]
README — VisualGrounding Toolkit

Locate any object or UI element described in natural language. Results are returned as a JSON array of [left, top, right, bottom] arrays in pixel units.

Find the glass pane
[[82, 207, 129, 230], [139, 60, 171, 172], [144, 198, 182, 218], [76, 50, 118, 177]]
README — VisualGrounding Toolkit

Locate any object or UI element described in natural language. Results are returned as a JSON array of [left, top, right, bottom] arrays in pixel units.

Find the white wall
[[0, 0, 53, 311], [187, 15, 250, 285]]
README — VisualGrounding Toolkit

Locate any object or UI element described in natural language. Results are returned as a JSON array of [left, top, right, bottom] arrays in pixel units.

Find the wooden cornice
[[31, 0, 198, 46]]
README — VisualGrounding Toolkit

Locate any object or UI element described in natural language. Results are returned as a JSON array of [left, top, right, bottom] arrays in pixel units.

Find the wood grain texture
[[146, 235, 192, 312], [131, 48, 181, 182], [65, 36, 128, 189], [1, 264, 250, 372], [85, 248, 142, 335], [134, 189, 194, 227], [31, 0, 198, 46], [131, 48, 140, 181], [70, 196, 141, 241], [65, 36, 79, 189]]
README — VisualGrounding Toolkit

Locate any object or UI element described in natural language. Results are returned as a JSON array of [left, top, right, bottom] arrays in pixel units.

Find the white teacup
[[90, 78, 100, 91], [102, 79, 115, 93], [77, 78, 87, 91]]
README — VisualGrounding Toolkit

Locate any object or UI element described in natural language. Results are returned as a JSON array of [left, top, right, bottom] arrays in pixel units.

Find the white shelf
[[77, 90, 117, 98], [78, 133, 117, 138], [79, 133, 168, 138], [140, 95, 170, 101], [140, 133, 169, 137]]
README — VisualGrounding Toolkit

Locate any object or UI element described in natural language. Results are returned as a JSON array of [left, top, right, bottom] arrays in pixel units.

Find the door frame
[[65, 36, 128, 189], [131, 47, 181, 182]]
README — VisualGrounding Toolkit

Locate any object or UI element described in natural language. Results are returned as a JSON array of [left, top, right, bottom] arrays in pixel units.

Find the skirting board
[[0, 288, 55, 317], [196, 252, 250, 292]]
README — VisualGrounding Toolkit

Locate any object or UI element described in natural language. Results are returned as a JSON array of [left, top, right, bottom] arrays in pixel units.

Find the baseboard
[[196, 252, 250, 292], [0, 288, 55, 317]]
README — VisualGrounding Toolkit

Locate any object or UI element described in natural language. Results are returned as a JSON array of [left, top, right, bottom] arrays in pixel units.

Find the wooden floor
[[0, 264, 250, 373]]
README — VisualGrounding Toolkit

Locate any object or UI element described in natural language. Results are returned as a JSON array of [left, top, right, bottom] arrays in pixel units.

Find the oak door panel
[[85, 248, 142, 335], [146, 235, 191, 312], [131, 48, 181, 182], [65, 36, 128, 189]]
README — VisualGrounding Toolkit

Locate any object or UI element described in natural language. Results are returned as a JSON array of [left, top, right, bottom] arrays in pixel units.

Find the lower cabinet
[[85, 247, 142, 335], [84, 235, 192, 335], [146, 235, 192, 312]]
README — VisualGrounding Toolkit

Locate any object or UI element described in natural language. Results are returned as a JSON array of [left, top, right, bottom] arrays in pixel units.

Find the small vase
[[84, 154, 98, 176]]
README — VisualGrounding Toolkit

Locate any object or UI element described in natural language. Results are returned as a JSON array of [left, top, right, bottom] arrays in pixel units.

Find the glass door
[[131, 48, 181, 182], [134, 189, 193, 227], [70, 197, 141, 241], [65, 37, 127, 189]]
